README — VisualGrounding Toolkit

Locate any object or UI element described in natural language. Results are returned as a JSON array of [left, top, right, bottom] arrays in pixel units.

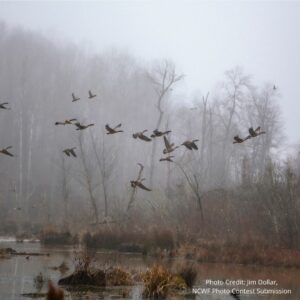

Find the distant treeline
[[0, 22, 299, 250]]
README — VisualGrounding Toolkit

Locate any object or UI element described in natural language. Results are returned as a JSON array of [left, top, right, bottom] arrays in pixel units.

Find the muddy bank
[[0, 247, 49, 258]]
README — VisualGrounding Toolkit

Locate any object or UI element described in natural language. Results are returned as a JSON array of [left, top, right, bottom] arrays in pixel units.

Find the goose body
[[55, 119, 77, 126], [63, 147, 77, 157], [182, 139, 199, 150], [249, 126, 266, 138], [132, 130, 152, 142], [163, 136, 179, 154], [0, 102, 10, 109], [88, 90, 96, 99], [233, 135, 250, 144], [105, 123, 123, 134], [0, 146, 14, 157], [72, 93, 80, 102], [130, 180, 151, 191], [74, 122, 94, 130], [151, 129, 171, 138]]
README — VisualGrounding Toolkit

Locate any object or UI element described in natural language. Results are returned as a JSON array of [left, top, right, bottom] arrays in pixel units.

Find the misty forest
[[0, 21, 300, 300]]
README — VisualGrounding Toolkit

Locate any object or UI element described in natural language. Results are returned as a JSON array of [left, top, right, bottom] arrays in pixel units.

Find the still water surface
[[0, 239, 299, 300]]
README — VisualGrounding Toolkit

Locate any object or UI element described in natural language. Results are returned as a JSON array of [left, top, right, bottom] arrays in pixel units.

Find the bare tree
[[90, 132, 115, 219], [78, 132, 99, 224], [148, 60, 184, 187], [61, 154, 70, 226], [175, 162, 204, 221]]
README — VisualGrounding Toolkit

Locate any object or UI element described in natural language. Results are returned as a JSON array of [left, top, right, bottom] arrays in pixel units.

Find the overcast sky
[[0, 0, 299, 145]]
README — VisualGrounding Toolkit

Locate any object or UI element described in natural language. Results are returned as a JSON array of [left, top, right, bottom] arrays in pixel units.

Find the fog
[[0, 2, 299, 251], [1, 1, 300, 145]]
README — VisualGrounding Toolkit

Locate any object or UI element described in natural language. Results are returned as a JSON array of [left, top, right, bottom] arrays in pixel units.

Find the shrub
[[142, 264, 186, 299], [106, 266, 133, 286]]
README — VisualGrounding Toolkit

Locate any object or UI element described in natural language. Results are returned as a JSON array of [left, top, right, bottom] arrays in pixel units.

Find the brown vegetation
[[39, 227, 78, 245], [142, 264, 187, 299], [106, 266, 133, 286], [59, 251, 133, 287], [82, 227, 174, 254]]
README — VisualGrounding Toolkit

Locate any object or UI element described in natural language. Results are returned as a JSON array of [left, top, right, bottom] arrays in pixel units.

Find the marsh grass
[[106, 266, 133, 286], [82, 228, 174, 254], [142, 264, 186, 298], [40, 226, 78, 245]]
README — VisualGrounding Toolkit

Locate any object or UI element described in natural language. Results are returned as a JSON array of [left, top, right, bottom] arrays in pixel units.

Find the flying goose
[[132, 130, 152, 142], [0, 102, 10, 109], [248, 126, 266, 138], [182, 139, 199, 150], [0, 146, 14, 157], [55, 119, 77, 126], [88, 90, 96, 99], [233, 135, 248, 144], [63, 147, 77, 157], [159, 155, 174, 162], [130, 179, 151, 191], [150, 129, 171, 138], [163, 136, 179, 154], [105, 123, 123, 134], [72, 93, 80, 102], [74, 122, 95, 130]]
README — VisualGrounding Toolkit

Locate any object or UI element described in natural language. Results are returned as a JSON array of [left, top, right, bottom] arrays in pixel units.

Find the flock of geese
[[233, 126, 266, 144], [56, 91, 202, 192], [0, 91, 266, 194]]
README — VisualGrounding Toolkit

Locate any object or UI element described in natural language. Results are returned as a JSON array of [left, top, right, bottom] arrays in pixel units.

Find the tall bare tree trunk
[[61, 155, 69, 227], [78, 133, 99, 224], [148, 61, 183, 187]]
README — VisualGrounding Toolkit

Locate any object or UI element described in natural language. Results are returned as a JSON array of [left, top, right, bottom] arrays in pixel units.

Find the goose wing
[[191, 142, 198, 150], [3, 150, 14, 157], [136, 182, 151, 191], [105, 124, 114, 133], [63, 150, 70, 156], [163, 136, 171, 149], [153, 129, 161, 136], [114, 123, 122, 129], [249, 127, 256, 137], [69, 149, 77, 157], [183, 142, 193, 150], [140, 134, 151, 142], [233, 136, 243, 143]]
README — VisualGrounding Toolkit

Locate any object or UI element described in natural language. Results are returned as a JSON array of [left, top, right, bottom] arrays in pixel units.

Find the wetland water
[[0, 239, 299, 300]]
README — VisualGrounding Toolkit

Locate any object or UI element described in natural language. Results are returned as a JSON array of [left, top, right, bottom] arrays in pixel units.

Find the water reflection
[[0, 240, 299, 299]]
